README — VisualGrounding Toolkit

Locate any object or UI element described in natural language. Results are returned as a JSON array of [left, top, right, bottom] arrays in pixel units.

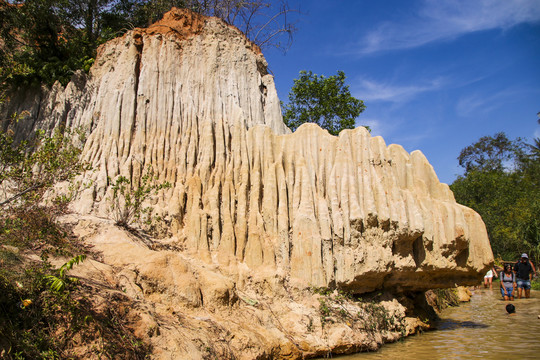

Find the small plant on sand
[[45, 254, 86, 292], [108, 167, 170, 229], [318, 298, 331, 317], [310, 286, 405, 335]]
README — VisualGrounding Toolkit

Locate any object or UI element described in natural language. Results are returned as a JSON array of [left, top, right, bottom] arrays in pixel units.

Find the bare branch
[[0, 183, 44, 208], [189, 0, 300, 52]]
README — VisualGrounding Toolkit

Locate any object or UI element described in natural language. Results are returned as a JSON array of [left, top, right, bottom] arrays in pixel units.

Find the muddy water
[[340, 290, 540, 360]]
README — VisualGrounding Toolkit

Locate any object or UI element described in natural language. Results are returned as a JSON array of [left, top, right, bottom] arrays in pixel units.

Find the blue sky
[[264, 0, 540, 184]]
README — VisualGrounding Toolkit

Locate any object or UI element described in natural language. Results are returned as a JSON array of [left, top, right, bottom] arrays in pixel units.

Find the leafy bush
[[532, 278, 540, 291], [108, 168, 170, 230], [1, 126, 89, 211], [310, 287, 404, 334], [0, 248, 150, 359]]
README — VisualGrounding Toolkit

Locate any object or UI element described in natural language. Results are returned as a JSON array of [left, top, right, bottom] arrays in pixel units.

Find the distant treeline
[[450, 132, 540, 266]]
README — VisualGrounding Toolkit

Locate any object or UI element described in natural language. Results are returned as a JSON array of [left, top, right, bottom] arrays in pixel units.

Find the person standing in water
[[484, 266, 498, 289], [500, 264, 516, 300], [514, 253, 536, 299]]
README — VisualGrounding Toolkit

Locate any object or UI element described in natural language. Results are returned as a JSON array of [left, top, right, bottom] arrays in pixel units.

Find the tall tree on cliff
[[451, 132, 540, 265], [62, 0, 116, 48], [282, 70, 367, 136]]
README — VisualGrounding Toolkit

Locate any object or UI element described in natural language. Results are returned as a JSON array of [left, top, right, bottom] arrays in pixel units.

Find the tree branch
[[0, 183, 44, 208]]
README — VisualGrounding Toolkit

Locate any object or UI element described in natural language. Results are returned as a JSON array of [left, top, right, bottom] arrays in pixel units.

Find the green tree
[[0, 0, 101, 87], [1, 1, 299, 88], [451, 133, 540, 265], [282, 70, 366, 136], [457, 132, 525, 173]]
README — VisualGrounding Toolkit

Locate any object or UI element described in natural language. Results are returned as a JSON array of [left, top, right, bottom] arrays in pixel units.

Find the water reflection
[[335, 290, 540, 360], [435, 319, 489, 330]]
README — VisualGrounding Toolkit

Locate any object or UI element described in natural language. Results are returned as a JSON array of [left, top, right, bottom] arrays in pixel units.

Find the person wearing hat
[[513, 253, 536, 299]]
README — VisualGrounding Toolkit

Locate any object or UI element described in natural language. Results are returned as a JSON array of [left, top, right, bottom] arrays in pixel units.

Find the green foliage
[[310, 287, 404, 335], [1, 1, 299, 88], [0, 117, 149, 359], [108, 168, 171, 229], [310, 286, 333, 296], [532, 278, 540, 291], [0, 0, 99, 87], [457, 132, 525, 173], [361, 301, 396, 332], [45, 255, 86, 293], [451, 133, 540, 264], [282, 70, 367, 135], [0, 126, 89, 211], [318, 298, 331, 317], [0, 248, 150, 359]]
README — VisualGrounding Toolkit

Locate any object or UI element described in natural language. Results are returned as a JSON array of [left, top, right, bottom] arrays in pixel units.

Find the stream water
[[339, 289, 540, 359]]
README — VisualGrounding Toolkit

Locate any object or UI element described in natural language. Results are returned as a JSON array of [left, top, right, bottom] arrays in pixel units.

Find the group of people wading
[[483, 253, 537, 301]]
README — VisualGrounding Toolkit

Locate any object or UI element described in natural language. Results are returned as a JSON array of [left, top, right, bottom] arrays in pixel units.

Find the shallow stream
[[339, 289, 540, 359]]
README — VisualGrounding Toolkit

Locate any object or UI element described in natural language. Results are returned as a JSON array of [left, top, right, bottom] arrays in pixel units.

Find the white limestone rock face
[[1, 8, 493, 293]]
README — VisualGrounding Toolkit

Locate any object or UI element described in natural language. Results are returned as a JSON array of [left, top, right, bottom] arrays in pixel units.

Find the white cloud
[[355, 117, 386, 137], [455, 94, 490, 117], [354, 78, 444, 103], [456, 89, 521, 117], [359, 0, 540, 54]]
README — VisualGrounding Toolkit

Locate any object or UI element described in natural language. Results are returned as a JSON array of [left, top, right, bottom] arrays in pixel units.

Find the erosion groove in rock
[[1, 8, 492, 293]]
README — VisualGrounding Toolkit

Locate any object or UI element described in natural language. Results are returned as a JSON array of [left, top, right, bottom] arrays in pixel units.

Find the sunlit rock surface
[[0, 10, 493, 352], [2, 7, 492, 299], [0, 8, 496, 358]]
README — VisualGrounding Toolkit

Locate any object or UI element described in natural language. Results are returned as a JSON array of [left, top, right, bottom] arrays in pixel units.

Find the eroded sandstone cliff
[[1, 8, 494, 358]]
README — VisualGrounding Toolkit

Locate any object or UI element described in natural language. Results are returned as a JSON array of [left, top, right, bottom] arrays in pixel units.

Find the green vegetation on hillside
[[0, 0, 298, 88], [450, 133, 540, 265], [0, 121, 149, 358]]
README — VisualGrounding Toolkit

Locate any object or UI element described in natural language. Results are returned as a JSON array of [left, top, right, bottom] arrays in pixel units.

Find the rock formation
[[1, 8, 494, 358]]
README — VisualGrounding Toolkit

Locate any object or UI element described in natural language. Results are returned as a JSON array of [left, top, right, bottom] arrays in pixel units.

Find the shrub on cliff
[[108, 168, 171, 231], [0, 126, 89, 211]]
